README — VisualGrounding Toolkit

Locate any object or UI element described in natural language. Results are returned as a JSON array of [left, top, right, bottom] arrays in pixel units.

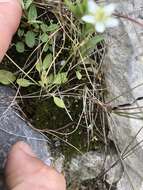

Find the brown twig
[[114, 13, 143, 28]]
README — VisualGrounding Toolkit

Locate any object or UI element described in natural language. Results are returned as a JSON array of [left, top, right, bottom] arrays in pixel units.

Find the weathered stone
[[104, 0, 143, 189], [0, 86, 51, 189], [69, 152, 104, 181], [67, 151, 123, 189]]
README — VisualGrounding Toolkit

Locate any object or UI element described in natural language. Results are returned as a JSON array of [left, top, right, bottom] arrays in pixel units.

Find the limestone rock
[[67, 151, 123, 189], [104, 0, 143, 189], [0, 86, 51, 189]]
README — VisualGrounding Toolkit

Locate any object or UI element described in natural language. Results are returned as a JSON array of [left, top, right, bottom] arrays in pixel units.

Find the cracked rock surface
[[0, 86, 51, 189], [104, 0, 143, 189]]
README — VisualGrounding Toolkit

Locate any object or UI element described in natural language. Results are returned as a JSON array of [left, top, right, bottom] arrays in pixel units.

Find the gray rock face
[[0, 86, 51, 189], [69, 152, 105, 181], [67, 151, 123, 189], [104, 0, 143, 189]]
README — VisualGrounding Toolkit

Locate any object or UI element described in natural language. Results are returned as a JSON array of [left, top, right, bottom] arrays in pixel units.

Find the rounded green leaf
[[17, 78, 33, 87], [53, 72, 68, 84], [40, 33, 49, 43], [40, 23, 49, 33], [25, 31, 36, 48], [28, 4, 37, 21], [36, 59, 43, 73], [43, 54, 52, 70], [16, 42, 25, 53], [47, 24, 59, 32], [53, 96, 65, 108], [0, 70, 16, 85]]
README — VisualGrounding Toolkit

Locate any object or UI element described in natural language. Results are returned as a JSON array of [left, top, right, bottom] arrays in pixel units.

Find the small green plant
[[35, 54, 68, 88], [15, 1, 59, 53], [1, 0, 110, 110], [0, 0, 116, 163]]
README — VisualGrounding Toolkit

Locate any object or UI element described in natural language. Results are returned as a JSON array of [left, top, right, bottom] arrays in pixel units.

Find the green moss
[[22, 96, 101, 159]]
